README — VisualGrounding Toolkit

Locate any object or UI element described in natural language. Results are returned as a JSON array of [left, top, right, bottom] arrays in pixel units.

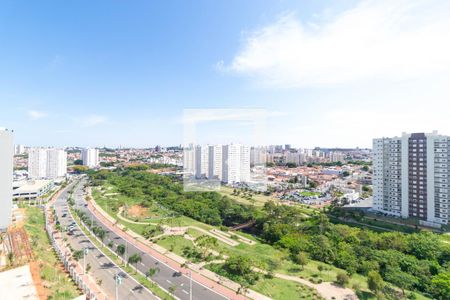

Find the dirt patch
[[127, 205, 149, 218], [8, 227, 33, 263], [29, 261, 49, 300]]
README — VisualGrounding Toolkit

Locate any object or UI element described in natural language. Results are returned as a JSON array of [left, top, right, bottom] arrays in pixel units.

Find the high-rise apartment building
[[222, 144, 250, 184], [222, 144, 241, 183], [183, 145, 195, 174], [185, 144, 251, 184], [208, 145, 222, 180], [14, 144, 25, 155], [28, 148, 67, 179], [239, 145, 250, 182], [286, 151, 303, 165], [81, 148, 99, 168], [250, 147, 267, 166], [194, 145, 209, 179], [373, 131, 449, 226], [0, 129, 13, 231]]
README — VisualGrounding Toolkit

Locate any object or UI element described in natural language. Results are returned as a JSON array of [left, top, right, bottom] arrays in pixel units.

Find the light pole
[[124, 241, 128, 263], [115, 272, 122, 300], [189, 270, 192, 300], [83, 248, 89, 274]]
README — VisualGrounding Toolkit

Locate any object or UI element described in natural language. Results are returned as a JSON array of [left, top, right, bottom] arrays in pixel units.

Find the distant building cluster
[[373, 131, 450, 226], [184, 144, 250, 184], [250, 145, 370, 166]]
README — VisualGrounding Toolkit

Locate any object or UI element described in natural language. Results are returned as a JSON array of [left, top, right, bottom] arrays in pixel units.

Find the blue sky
[[1, 0, 449, 148]]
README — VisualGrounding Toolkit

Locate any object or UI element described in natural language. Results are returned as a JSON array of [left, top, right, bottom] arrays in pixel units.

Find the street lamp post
[[83, 248, 89, 274], [125, 241, 128, 263], [115, 272, 122, 300], [189, 270, 192, 300]]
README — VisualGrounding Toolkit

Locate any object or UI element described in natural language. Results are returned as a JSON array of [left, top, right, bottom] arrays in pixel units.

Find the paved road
[[71, 177, 229, 300], [54, 180, 158, 300]]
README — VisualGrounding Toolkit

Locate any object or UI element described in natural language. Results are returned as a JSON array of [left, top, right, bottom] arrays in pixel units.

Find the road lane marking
[[166, 279, 172, 284], [182, 290, 189, 295]]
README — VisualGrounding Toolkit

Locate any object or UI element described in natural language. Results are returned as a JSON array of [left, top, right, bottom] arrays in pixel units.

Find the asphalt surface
[[54, 180, 157, 300], [68, 177, 228, 300]]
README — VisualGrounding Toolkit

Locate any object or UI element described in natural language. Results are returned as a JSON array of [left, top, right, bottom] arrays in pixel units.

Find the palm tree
[[117, 244, 126, 257], [128, 253, 142, 273], [146, 267, 160, 286]]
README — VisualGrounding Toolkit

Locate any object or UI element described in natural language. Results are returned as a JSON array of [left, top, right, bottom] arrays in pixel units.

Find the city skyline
[[1, 0, 450, 148]]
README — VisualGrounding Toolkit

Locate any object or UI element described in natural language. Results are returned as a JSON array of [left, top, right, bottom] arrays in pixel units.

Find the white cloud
[[183, 108, 273, 124], [224, 0, 450, 88], [27, 110, 48, 120], [76, 114, 108, 127]]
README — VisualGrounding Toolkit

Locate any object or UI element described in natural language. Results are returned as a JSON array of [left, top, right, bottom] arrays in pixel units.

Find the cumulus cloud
[[27, 110, 48, 120], [224, 0, 450, 88]]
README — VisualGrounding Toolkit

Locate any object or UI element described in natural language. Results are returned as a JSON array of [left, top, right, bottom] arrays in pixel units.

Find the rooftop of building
[[13, 179, 53, 194]]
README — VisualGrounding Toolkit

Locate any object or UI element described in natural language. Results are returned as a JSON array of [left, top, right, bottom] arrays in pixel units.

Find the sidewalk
[[88, 195, 270, 300]]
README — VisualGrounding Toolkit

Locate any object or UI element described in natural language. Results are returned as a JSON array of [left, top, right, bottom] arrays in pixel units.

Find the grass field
[[207, 263, 324, 300], [24, 207, 81, 300], [218, 186, 276, 207], [155, 235, 195, 257], [92, 181, 431, 300], [252, 277, 323, 300]]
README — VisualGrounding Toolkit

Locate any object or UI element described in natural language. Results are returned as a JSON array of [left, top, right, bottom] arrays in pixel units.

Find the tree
[[336, 272, 349, 286], [168, 285, 177, 294], [73, 165, 89, 174], [342, 171, 350, 177], [195, 235, 218, 258], [74, 159, 83, 165], [94, 227, 106, 245], [367, 271, 385, 294], [362, 185, 371, 192], [117, 244, 126, 257], [431, 272, 450, 300], [128, 253, 142, 272], [224, 255, 253, 277], [406, 232, 440, 261], [73, 250, 83, 261], [385, 267, 418, 295], [147, 267, 160, 280], [286, 162, 297, 168], [308, 180, 318, 188], [294, 252, 308, 270], [318, 265, 324, 274]]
